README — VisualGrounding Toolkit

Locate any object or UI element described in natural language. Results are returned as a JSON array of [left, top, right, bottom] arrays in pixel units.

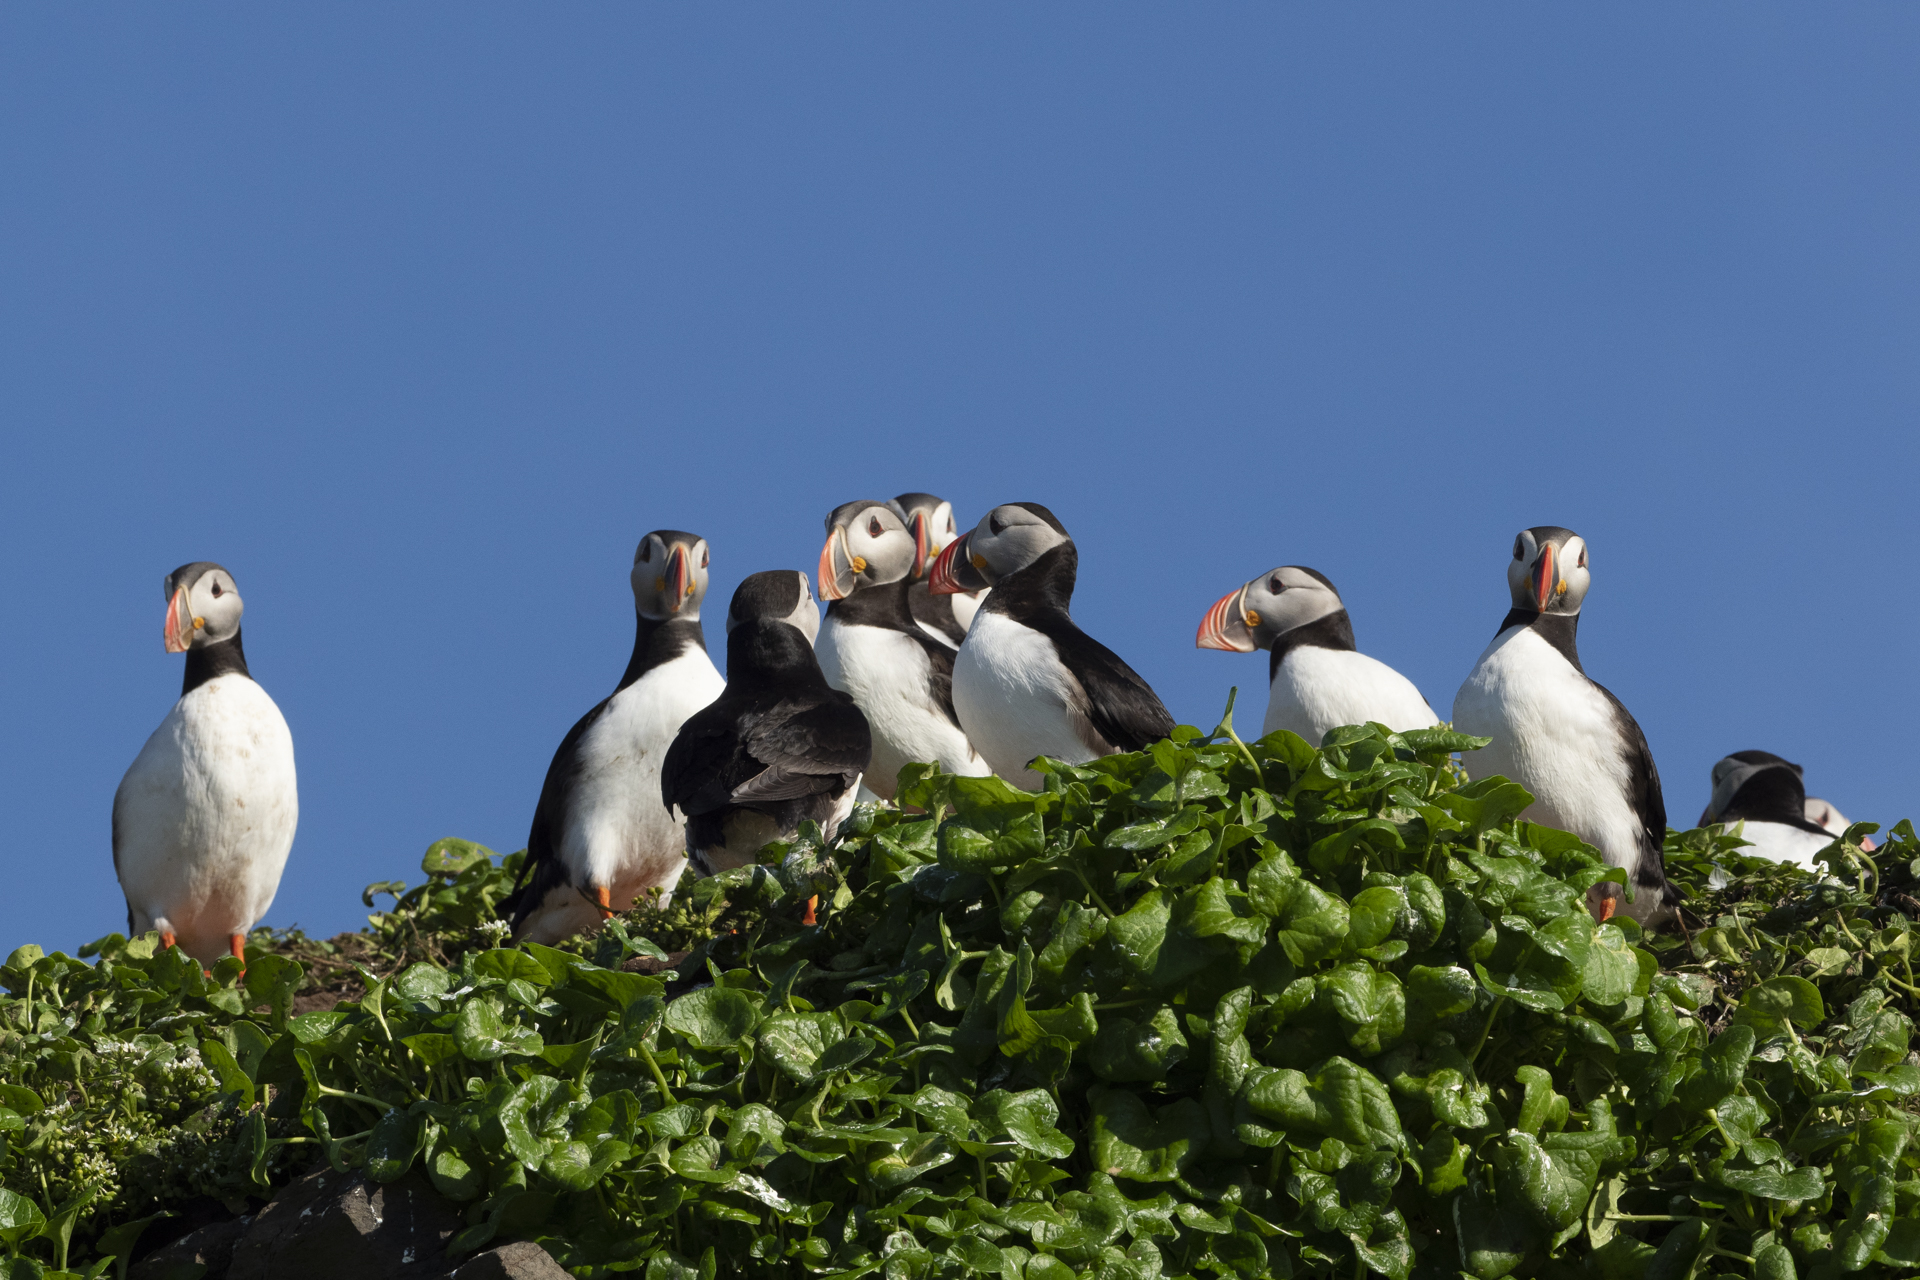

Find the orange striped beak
[[928, 533, 985, 595], [1196, 586, 1257, 652], [817, 527, 860, 601], [908, 512, 934, 579], [666, 545, 693, 613], [1533, 543, 1556, 612], [164, 588, 196, 653]]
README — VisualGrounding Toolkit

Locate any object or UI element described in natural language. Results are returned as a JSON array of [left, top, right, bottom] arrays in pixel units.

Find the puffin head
[[631, 530, 712, 621], [726, 569, 820, 645], [163, 562, 243, 653], [888, 492, 959, 582], [1197, 565, 1345, 652], [1506, 526, 1591, 616], [928, 502, 1069, 595], [817, 501, 916, 601], [1699, 750, 1805, 826]]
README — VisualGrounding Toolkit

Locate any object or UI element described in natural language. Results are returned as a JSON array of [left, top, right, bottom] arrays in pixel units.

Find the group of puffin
[[111, 508, 1865, 961]]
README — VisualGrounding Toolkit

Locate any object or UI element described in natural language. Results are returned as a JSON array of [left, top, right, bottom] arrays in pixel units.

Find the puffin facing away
[[815, 500, 990, 798], [1196, 565, 1438, 743], [1698, 751, 1840, 872], [505, 531, 727, 945], [930, 503, 1174, 789], [662, 571, 871, 876], [113, 563, 298, 964], [889, 492, 985, 648], [1451, 527, 1676, 926]]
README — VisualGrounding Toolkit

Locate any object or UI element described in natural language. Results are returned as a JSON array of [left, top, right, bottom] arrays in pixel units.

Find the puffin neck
[[979, 542, 1076, 620], [183, 631, 251, 695], [1498, 608, 1582, 671], [616, 615, 707, 693], [827, 576, 918, 632], [1268, 610, 1356, 680], [725, 620, 828, 692]]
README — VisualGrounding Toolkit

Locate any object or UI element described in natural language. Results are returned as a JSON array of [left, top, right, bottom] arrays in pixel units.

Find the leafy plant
[[2, 705, 1917, 1280]]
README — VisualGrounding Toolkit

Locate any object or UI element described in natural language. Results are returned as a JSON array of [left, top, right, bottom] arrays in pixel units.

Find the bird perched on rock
[[662, 571, 871, 875], [113, 563, 298, 964], [815, 500, 989, 799], [1197, 564, 1438, 743], [1698, 751, 1843, 872], [1452, 527, 1676, 926], [505, 531, 726, 945], [889, 492, 984, 648], [930, 502, 1174, 788]]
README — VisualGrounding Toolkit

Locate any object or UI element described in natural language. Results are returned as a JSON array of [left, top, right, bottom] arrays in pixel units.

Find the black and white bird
[[814, 500, 989, 799], [662, 571, 871, 876], [929, 503, 1175, 789], [1697, 751, 1842, 872], [1196, 565, 1439, 743], [888, 493, 985, 648], [1452, 527, 1676, 925], [505, 531, 726, 945], [113, 563, 298, 964]]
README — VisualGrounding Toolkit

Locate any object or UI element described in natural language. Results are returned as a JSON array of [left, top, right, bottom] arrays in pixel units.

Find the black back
[[828, 578, 963, 729], [661, 620, 872, 853], [503, 614, 710, 927], [978, 542, 1174, 752]]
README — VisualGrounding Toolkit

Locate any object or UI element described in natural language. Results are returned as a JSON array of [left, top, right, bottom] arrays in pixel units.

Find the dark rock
[[620, 950, 690, 976], [444, 1241, 573, 1279], [223, 1166, 462, 1280], [129, 1215, 249, 1280]]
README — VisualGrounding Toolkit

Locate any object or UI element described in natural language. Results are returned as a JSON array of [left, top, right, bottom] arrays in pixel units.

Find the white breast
[[113, 674, 298, 963], [817, 617, 988, 799], [1726, 821, 1836, 873], [1452, 626, 1647, 875], [1264, 647, 1440, 744], [560, 647, 724, 909], [953, 611, 1097, 789]]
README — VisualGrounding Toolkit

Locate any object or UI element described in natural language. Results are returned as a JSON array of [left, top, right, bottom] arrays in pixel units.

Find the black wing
[[661, 696, 759, 820], [503, 695, 613, 925], [906, 582, 967, 648], [1028, 617, 1175, 753], [736, 692, 873, 801], [1592, 678, 1674, 899]]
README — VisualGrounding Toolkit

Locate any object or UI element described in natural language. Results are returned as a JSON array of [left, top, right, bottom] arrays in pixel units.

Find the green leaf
[[1240, 1057, 1402, 1150], [756, 1011, 845, 1082], [1733, 976, 1824, 1035], [1248, 865, 1349, 966], [1407, 965, 1476, 1018], [365, 1106, 424, 1183], [1088, 1088, 1209, 1183], [1581, 924, 1640, 1007], [1090, 1006, 1188, 1082], [661, 986, 762, 1049], [1677, 1024, 1755, 1112], [1317, 963, 1406, 1055], [1713, 1165, 1825, 1201], [0, 1189, 46, 1248], [454, 995, 544, 1062]]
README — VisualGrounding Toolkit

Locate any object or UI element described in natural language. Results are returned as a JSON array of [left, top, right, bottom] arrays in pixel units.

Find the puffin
[[928, 502, 1175, 789], [814, 500, 990, 799], [504, 531, 726, 945], [888, 493, 986, 648], [1196, 565, 1439, 743], [662, 571, 872, 876], [113, 562, 298, 964], [1697, 751, 1841, 872], [1451, 527, 1676, 926]]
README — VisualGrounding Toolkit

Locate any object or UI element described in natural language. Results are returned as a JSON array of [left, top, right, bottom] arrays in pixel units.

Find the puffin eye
[[1269, 576, 1284, 593], [1577, 547, 1587, 569], [640, 544, 652, 562], [989, 515, 1005, 535], [211, 582, 223, 598], [868, 517, 883, 538], [700, 549, 709, 568], [1512, 537, 1524, 561]]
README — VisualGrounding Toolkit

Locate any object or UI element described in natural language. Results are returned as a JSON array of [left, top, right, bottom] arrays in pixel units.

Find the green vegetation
[[2, 705, 1918, 1279]]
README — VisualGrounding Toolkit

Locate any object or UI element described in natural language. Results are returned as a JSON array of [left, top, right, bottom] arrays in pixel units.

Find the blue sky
[[2, 7, 1914, 954]]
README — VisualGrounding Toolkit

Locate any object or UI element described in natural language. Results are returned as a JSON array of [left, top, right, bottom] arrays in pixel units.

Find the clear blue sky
[[2, 7, 1914, 954]]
